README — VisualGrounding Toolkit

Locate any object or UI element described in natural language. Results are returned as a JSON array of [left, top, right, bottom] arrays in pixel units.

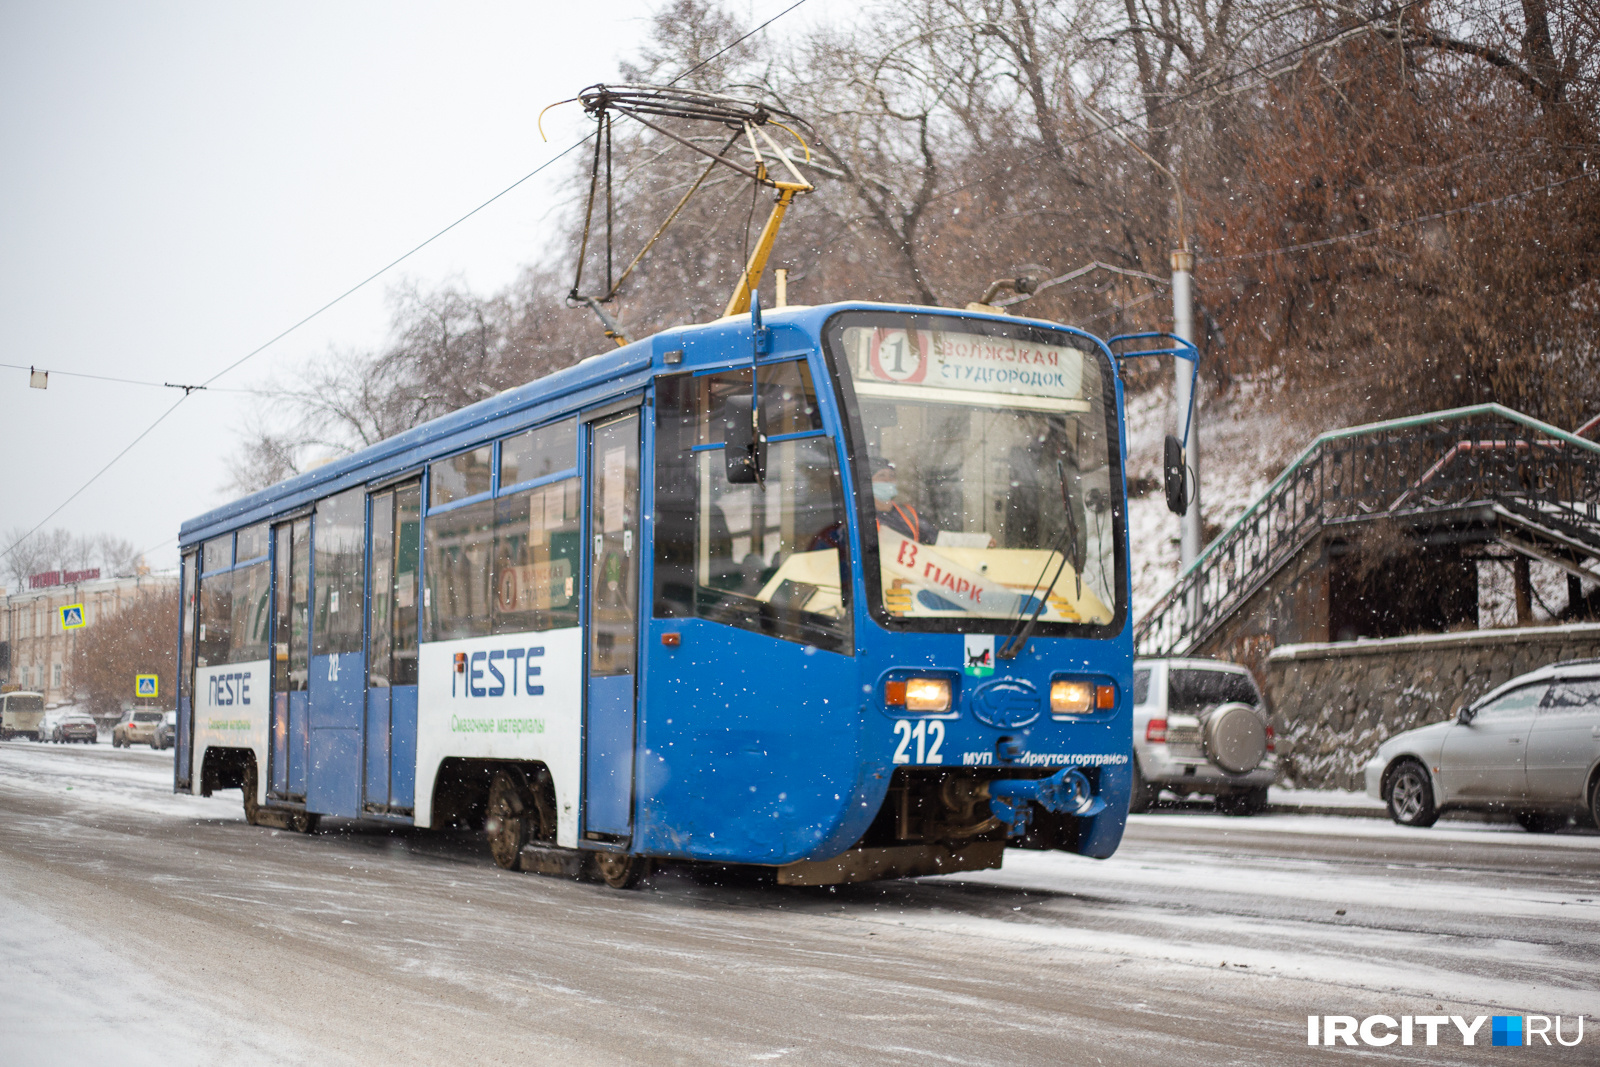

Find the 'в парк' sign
[[29, 568, 101, 589]]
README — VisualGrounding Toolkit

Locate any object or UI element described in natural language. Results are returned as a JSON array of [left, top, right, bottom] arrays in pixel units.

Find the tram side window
[[430, 446, 492, 507], [394, 484, 421, 682], [229, 558, 271, 663], [425, 497, 495, 641], [369, 482, 422, 686], [202, 536, 231, 574], [180, 550, 197, 696], [500, 419, 577, 488], [273, 520, 310, 692], [196, 570, 232, 669], [313, 487, 366, 656], [234, 523, 269, 563], [493, 478, 581, 634], [653, 363, 851, 652]]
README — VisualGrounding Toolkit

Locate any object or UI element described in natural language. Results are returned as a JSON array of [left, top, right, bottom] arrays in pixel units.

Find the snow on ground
[[0, 895, 308, 1067], [4, 740, 1599, 1061], [1268, 785, 1386, 811], [936, 817, 1600, 1017], [0, 740, 239, 821]]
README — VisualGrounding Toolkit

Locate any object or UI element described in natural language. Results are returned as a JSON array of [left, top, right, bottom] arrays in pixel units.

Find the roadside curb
[[1266, 803, 1388, 819]]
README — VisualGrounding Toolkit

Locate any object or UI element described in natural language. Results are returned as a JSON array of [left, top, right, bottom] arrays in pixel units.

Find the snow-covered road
[[2, 740, 1596, 1065]]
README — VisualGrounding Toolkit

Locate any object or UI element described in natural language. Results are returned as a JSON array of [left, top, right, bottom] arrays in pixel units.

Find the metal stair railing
[[1134, 403, 1600, 657]]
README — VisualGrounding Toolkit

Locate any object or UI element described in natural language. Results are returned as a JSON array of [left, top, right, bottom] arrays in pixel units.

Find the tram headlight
[[902, 677, 951, 713], [1051, 680, 1093, 715]]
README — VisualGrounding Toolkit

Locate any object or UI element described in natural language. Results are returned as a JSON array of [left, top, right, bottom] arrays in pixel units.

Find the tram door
[[583, 412, 641, 838], [307, 488, 367, 818], [364, 481, 421, 814], [269, 518, 311, 800]]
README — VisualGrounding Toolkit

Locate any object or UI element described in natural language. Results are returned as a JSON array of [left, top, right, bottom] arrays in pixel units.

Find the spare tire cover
[[1202, 702, 1267, 774]]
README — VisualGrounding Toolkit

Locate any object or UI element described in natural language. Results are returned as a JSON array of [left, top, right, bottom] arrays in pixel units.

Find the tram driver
[[871, 459, 939, 544]]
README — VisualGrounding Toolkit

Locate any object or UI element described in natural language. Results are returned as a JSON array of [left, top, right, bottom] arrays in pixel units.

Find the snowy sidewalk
[[1267, 786, 1388, 818]]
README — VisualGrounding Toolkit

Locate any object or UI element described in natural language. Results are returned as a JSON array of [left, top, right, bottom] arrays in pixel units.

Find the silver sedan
[[1365, 659, 1600, 832]]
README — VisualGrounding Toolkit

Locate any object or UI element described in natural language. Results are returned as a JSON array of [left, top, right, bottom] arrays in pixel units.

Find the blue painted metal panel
[[364, 688, 391, 807], [389, 685, 417, 809], [307, 728, 361, 817], [636, 619, 864, 863], [636, 620, 1133, 864], [307, 652, 365, 816], [584, 673, 635, 835], [288, 690, 309, 796], [309, 653, 365, 730]]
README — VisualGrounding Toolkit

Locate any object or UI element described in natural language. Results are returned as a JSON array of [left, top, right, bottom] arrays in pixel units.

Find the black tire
[[1591, 776, 1600, 831], [1384, 760, 1439, 827], [486, 769, 533, 871], [1217, 785, 1269, 816], [241, 761, 262, 825], [1127, 757, 1156, 814], [1514, 811, 1567, 834], [592, 851, 648, 890], [289, 810, 320, 834]]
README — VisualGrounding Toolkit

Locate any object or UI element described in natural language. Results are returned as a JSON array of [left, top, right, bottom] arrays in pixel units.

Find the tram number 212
[[892, 718, 946, 765]]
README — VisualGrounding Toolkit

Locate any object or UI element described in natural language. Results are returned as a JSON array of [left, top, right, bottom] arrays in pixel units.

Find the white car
[[1131, 658, 1277, 815], [1365, 659, 1600, 832]]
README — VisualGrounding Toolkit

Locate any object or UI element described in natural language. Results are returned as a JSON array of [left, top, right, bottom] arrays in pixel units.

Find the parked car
[[112, 709, 164, 748], [1131, 658, 1277, 815], [51, 712, 98, 744], [1366, 659, 1600, 832], [0, 691, 47, 741], [152, 710, 176, 750]]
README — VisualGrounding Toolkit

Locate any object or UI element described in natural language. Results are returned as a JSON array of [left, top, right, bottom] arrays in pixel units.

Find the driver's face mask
[[872, 479, 898, 503]]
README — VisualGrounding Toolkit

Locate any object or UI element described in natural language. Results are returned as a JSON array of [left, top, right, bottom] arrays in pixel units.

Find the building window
[[52, 663, 62, 689]]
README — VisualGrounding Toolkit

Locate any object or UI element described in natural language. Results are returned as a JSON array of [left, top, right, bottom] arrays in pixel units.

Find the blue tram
[[175, 302, 1134, 887]]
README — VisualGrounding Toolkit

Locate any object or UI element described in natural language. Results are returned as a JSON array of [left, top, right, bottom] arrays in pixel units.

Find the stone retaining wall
[[1263, 623, 1600, 790]]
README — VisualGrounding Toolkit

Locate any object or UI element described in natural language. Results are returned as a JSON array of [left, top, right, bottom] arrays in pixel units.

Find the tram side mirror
[[1163, 434, 1188, 516], [724, 394, 767, 484]]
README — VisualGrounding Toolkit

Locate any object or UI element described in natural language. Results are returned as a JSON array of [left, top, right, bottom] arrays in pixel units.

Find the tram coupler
[[981, 767, 1105, 837]]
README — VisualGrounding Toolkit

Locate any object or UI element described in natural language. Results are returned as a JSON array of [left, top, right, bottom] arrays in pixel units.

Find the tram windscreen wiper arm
[[998, 459, 1083, 660]]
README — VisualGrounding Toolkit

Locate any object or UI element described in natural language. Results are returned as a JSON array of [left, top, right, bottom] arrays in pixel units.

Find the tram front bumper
[[983, 767, 1106, 836]]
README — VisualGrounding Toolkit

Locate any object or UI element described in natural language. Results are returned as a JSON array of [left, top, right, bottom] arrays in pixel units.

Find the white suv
[[1131, 658, 1278, 815]]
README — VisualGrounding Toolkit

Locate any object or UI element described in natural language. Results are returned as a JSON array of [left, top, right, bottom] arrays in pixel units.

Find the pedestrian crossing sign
[[135, 674, 159, 699], [59, 604, 85, 630]]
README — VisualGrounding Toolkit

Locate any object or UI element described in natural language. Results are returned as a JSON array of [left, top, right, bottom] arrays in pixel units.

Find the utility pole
[[1171, 248, 1202, 571], [1077, 100, 1204, 570]]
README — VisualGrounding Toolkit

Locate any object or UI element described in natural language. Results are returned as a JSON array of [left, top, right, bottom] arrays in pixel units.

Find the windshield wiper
[[997, 458, 1084, 660]]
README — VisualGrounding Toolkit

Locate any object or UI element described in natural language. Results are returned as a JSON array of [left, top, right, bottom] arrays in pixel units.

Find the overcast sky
[[0, 0, 833, 580]]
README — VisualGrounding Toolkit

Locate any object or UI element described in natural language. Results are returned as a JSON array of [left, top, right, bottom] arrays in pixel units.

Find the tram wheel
[[486, 769, 533, 871], [592, 851, 648, 890], [289, 810, 320, 834], [241, 761, 262, 825]]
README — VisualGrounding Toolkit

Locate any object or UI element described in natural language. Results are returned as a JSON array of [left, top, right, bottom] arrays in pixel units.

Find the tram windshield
[[828, 312, 1122, 631]]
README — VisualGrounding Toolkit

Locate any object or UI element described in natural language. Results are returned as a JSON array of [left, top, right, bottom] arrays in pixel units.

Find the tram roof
[[178, 300, 1103, 547]]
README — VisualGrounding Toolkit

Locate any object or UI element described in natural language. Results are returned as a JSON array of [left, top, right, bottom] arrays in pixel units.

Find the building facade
[[0, 570, 178, 707]]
